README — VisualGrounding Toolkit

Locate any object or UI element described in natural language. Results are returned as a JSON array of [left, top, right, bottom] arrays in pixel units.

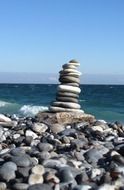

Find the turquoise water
[[0, 84, 124, 123]]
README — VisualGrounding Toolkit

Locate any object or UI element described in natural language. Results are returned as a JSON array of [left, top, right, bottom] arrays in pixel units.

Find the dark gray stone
[[28, 184, 52, 190], [10, 148, 25, 156], [38, 143, 53, 152], [11, 155, 31, 167], [13, 183, 29, 190], [56, 96, 78, 103], [59, 167, 74, 183]]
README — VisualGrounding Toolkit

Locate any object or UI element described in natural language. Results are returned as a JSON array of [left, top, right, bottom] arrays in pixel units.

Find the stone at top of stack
[[49, 59, 83, 113]]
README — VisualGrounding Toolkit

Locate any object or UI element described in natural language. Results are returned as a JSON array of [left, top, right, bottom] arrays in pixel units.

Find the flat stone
[[60, 68, 81, 74], [56, 96, 78, 103], [52, 101, 81, 109], [69, 59, 80, 65], [0, 114, 11, 122], [28, 174, 43, 185], [42, 159, 64, 168], [72, 185, 92, 190], [28, 184, 52, 190], [58, 85, 81, 94], [50, 123, 65, 134], [13, 183, 29, 190], [31, 123, 48, 134], [49, 106, 83, 113], [57, 92, 79, 98], [61, 83, 79, 87], [59, 76, 80, 83], [60, 72, 81, 77], [36, 112, 95, 125], [84, 148, 104, 165], [63, 63, 77, 69]]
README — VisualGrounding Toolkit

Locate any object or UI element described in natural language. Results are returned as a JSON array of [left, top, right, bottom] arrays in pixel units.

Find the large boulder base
[[36, 111, 95, 125]]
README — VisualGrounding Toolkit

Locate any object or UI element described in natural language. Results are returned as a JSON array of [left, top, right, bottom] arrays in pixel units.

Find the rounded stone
[[32, 123, 48, 134], [10, 148, 25, 156], [13, 183, 29, 190], [58, 167, 74, 183], [72, 185, 92, 190], [69, 59, 80, 63], [31, 165, 45, 175], [59, 76, 80, 83], [25, 130, 38, 139], [0, 182, 7, 190], [38, 151, 51, 161], [11, 155, 31, 167], [38, 143, 53, 152], [56, 96, 78, 103], [60, 72, 81, 77], [42, 159, 63, 168], [50, 124, 65, 134], [61, 82, 79, 87], [49, 106, 84, 113], [17, 167, 30, 178], [0, 162, 16, 182], [28, 174, 43, 185], [28, 184, 52, 190], [52, 101, 81, 109], [57, 92, 79, 98], [1, 161, 17, 171], [44, 172, 60, 184], [63, 64, 77, 69], [58, 85, 81, 94]]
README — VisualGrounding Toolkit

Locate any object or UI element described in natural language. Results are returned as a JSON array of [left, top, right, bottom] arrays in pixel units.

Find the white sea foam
[[19, 105, 48, 116], [0, 100, 11, 107]]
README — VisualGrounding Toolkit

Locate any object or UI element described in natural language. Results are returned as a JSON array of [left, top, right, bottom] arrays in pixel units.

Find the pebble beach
[[0, 60, 124, 190], [0, 112, 124, 190]]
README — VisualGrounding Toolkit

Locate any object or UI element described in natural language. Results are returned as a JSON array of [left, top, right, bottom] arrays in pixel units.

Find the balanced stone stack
[[49, 59, 84, 113]]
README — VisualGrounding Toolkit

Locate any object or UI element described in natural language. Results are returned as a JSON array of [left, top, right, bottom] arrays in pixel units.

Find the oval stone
[[52, 101, 81, 109]]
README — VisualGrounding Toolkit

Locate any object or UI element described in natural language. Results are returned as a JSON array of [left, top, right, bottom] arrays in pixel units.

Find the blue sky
[[0, 0, 124, 83]]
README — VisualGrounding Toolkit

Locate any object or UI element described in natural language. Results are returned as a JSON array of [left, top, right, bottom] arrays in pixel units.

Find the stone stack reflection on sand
[[49, 59, 83, 112]]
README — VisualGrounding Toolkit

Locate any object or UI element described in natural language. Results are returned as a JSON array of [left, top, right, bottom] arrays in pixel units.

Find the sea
[[0, 84, 124, 123]]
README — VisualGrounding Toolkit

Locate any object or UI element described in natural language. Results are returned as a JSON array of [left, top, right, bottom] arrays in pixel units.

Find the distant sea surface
[[0, 84, 124, 123]]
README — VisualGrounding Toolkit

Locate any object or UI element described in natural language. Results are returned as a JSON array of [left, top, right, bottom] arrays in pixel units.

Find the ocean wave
[[0, 100, 11, 107], [19, 105, 48, 116]]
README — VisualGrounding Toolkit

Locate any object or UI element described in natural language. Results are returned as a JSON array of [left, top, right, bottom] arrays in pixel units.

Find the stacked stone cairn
[[49, 59, 84, 113]]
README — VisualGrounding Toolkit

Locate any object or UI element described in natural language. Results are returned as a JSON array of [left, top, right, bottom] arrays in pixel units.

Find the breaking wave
[[0, 100, 12, 107], [19, 105, 48, 116]]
